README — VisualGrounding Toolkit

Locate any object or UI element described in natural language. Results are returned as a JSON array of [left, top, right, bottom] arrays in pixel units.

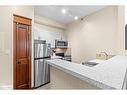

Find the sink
[[82, 62, 99, 67]]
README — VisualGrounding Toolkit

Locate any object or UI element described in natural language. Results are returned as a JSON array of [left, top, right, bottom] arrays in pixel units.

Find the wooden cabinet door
[[13, 15, 31, 89]]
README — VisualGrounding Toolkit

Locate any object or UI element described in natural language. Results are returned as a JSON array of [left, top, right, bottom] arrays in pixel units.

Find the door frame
[[13, 14, 32, 89]]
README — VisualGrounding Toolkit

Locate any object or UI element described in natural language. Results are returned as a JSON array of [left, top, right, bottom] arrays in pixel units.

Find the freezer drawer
[[43, 59, 50, 83], [34, 59, 50, 87]]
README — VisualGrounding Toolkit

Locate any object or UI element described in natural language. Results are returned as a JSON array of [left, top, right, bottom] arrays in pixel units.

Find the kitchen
[[0, 5, 127, 90], [32, 5, 127, 89]]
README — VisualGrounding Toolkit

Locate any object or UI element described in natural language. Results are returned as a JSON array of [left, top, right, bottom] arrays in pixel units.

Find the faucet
[[100, 52, 108, 60]]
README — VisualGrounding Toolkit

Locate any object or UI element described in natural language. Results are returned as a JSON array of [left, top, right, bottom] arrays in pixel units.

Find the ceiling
[[34, 5, 106, 24]]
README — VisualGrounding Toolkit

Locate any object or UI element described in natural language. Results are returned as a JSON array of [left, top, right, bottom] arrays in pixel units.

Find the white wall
[[117, 6, 125, 55], [66, 6, 123, 63], [0, 7, 13, 86], [0, 6, 34, 87], [125, 6, 127, 24]]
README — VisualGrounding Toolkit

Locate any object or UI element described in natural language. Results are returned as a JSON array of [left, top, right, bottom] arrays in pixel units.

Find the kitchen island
[[46, 55, 127, 89]]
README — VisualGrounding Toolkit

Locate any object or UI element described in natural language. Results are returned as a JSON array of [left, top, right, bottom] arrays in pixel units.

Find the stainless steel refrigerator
[[34, 40, 51, 88]]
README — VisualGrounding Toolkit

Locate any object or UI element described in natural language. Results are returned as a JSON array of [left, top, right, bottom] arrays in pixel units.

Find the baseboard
[[0, 85, 13, 90], [32, 81, 50, 89]]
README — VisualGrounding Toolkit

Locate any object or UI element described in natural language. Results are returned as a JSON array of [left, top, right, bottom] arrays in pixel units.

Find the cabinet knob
[[17, 61, 21, 64]]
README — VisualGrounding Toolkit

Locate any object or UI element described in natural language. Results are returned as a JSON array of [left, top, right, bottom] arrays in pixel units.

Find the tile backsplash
[[51, 48, 71, 56]]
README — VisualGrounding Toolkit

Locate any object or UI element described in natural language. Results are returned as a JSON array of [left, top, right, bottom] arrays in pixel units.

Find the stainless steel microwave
[[55, 40, 68, 48]]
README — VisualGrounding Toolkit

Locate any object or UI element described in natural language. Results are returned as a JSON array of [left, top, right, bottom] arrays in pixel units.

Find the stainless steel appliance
[[55, 40, 68, 48], [55, 53, 72, 62], [55, 53, 64, 57], [63, 55, 72, 62], [34, 40, 51, 88]]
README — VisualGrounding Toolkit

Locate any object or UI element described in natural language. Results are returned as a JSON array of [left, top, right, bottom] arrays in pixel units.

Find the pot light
[[61, 9, 67, 14], [74, 16, 78, 20]]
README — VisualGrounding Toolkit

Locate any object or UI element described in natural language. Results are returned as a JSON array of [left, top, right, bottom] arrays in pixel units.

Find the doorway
[[13, 14, 32, 89]]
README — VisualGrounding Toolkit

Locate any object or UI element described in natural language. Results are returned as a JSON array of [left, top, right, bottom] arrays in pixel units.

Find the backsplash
[[51, 48, 71, 56]]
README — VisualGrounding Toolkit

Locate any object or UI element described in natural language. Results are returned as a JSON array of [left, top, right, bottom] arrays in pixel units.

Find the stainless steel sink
[[82, 62, 99, 67]]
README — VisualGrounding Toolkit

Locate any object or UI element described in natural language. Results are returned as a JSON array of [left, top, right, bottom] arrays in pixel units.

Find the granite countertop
[[51, 55, 63, 59], [46, 55, 127, 89]]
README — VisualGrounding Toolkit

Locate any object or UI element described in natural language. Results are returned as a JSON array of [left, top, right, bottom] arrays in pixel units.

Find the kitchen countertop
[[46, 55, 127, 89], [51, 55, 63, 59], [51, 55, 71, 61]]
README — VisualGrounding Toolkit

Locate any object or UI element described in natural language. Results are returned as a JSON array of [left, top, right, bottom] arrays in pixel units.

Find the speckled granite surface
[[46, 55, 127, 89]]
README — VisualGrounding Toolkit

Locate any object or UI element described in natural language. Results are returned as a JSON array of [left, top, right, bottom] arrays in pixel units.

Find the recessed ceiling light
[[74, 16, 78, 20], [61, 9, 67, 14]]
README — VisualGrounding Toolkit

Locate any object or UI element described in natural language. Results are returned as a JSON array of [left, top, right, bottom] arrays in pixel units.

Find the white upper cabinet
[[33, 27, 66, 48]]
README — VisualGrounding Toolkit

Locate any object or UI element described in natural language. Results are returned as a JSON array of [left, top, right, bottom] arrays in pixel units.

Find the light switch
[[5, 50, 10, 55]]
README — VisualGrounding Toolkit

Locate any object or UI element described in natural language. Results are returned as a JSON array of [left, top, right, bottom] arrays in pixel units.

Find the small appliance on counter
[[34, 40, 51, 88], [63, 55, 72, 62], [55, 53, 72, 62]]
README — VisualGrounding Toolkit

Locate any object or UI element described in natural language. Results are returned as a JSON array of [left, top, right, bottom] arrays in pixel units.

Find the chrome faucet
[[100, 52, 108, 60]]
